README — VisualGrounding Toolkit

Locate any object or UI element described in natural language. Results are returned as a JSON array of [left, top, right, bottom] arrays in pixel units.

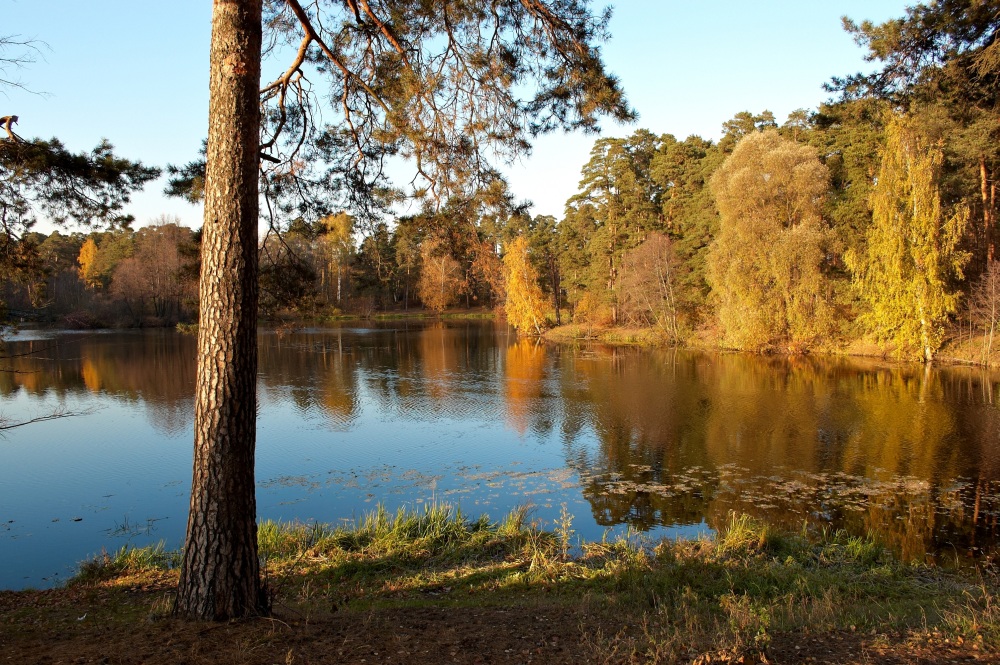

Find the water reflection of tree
[[560, 346, 715, 530], [366, 322, 503, 421], [705, 354, 860, 475], [954, 371, 1000, 552], [866, 368, 1000, 558], [696, 357, 1000, 560], [560, 347, 1000, 562], [837, 365, 954, 478], [257, 322, 508, 425], [257, 328, 360, 428], [0, 332, 197, 435], [321, 351, 358, 429], [503, 338, 549, 436], [824, 365, 968, 562], [419, 322, 460, 406]]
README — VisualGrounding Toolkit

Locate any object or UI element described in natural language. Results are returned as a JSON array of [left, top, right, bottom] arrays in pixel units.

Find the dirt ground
[[2, 583, 998, 665]]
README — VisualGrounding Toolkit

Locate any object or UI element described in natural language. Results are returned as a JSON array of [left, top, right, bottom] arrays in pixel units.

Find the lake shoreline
[[0, 306, 498, 334], [11, 310, 996, 370], [2, 507, 995, 664], [542, 322, 1000, 369]]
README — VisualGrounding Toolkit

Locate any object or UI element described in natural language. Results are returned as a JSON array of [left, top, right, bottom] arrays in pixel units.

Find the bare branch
[[0, 35, 47, 95], [0, 408, 95, 433]]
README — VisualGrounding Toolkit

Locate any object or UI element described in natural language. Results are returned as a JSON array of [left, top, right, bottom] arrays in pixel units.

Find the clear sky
[[4, 1, 911, 232]]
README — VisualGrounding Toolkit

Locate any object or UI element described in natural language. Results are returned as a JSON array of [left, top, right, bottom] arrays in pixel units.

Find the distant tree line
[[1, 216, 199, 327], [5, 3, 1000, 362]]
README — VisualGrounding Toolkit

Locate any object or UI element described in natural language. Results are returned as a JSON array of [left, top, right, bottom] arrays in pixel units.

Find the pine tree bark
[[175, 0, 266, 621]]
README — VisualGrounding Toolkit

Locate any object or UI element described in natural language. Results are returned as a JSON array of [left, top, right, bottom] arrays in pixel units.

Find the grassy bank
[[3, 505, 997, 664], [544, 321, 1000, 371], [543, 324, 673, 346]]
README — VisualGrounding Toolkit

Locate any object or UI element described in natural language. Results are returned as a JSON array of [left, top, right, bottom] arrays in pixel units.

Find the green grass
[[72, 507, 999, 660], [75, 541, 181, 583], [257, 503, 520, 561], [543, 323, 674, 347], [369, 310, 495, 321]]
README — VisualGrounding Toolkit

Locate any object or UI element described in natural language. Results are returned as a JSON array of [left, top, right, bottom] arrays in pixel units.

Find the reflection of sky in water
[[2, 324, 1000, 589], [0, 391, 192, 589]]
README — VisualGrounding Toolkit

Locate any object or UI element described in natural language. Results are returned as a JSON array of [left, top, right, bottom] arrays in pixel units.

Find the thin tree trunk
[[549, 253, 561, 325], [982, 156, 995, 264], [992, 178, 997, 263], [608, 252, 617, 325], [175, 0, 267, 621], [988, 308, 995, 365]]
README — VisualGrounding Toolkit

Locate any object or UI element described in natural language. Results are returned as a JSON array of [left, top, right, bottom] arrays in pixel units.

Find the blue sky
[[4, 1, 910, 232]]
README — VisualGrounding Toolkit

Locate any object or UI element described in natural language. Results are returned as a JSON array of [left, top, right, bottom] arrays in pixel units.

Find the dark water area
[[1, 322, 999, 589]]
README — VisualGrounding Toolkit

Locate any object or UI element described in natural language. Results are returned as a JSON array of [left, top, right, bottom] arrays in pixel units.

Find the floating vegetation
[[255, 457, 1000, 567], [579, 463, 1000, 565], [103, 515, 166, 540]]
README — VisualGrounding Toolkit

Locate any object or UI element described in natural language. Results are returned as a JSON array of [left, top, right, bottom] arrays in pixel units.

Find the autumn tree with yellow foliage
[[417, 236, 464, 313], [76, 238, 99, 288], [846, 114, 969, 361], [503, 235, 547, 336], [706, 130, 831, 352], [317, 212, 354, 305]]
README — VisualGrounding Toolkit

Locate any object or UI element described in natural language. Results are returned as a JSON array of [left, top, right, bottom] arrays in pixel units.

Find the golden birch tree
[[846, 114, 969, 361], [318, 212, 353, 305], [76, 237, 99, 287], [417, 236, 463, 312], [503, 235, 547, 335]]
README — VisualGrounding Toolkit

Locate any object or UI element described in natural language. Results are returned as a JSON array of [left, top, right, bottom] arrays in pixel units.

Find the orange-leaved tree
[[503, 235, 547, 335], [417, 235, 464, 312], [76, 238, 99, 287]]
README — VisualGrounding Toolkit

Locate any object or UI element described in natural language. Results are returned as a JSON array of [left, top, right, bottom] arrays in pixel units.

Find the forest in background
[[4, 4, 1000, 362]]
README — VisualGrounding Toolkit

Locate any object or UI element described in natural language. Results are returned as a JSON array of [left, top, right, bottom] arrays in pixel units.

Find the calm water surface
[[2, 322, 999, 589]]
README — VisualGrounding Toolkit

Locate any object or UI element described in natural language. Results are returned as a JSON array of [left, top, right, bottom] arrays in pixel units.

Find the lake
[[1, 322, 999, 589]]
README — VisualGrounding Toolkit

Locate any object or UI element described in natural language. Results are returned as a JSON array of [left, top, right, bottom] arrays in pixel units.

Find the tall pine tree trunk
[[175, 0, 266, 621]]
